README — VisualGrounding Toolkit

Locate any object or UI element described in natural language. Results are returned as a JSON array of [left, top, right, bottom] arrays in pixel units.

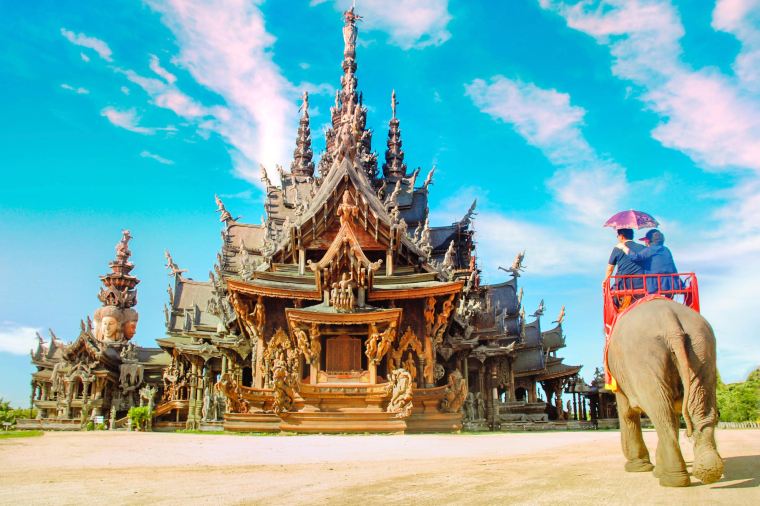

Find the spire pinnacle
[[383, 90, 406, 181], [291, 91, 315, 177], [98, 230, 140, 309]]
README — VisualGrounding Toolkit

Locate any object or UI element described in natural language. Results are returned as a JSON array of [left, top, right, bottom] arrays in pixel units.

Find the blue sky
[[1, 0, 759, 406]]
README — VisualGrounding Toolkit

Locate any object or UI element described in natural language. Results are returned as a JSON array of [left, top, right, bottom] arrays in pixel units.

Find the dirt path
[[0, 429, 757, 505]]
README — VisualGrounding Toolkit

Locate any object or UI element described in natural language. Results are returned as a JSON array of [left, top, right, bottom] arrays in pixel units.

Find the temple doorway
[[241, 366, 252, 387], [515, 387, 527, 402]]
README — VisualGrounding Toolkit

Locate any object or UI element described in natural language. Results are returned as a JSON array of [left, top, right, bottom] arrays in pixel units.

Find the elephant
[[608, 298, 723, 487]]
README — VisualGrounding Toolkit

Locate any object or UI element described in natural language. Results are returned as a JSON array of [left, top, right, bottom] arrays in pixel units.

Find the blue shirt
[[627, 244, 679, 292], [609, 241, 645, 275]]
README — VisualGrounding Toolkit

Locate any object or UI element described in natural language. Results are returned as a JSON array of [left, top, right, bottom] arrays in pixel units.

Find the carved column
[[186, 362, 198, 430]]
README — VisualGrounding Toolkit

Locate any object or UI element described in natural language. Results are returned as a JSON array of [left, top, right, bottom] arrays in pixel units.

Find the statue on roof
[[391, 89, 398, 118], [115, 229, 132, 261], [260, 164, 272, 187], [342, 7, 362, 55], [499, 250, 526, 278], [164, 250, 187, 277], [554, 305, 566, 325], [533, 299, 545, 318], [461, 199, 477, 227], [442, 240, 456, 270], [214, 195, 238, 225], [423, 166, 435, 190]]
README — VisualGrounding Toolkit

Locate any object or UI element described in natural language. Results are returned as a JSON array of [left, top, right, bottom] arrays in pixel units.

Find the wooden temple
[[23, 7, 582, 433]]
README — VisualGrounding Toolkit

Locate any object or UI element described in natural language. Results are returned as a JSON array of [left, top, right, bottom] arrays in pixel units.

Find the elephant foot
[[658, 470, 691, 487], [625, 459, 654, 472], [693, 450, 724, 484]]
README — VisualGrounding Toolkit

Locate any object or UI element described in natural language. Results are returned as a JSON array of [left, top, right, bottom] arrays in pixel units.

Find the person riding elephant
[[616, 229, 680, 294], [608, 298, 723, 487]]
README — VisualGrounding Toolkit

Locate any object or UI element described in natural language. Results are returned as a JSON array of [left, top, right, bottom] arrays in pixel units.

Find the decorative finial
[[554, 305, 566, 325], [165, 250, 187, 277], [260, 164, 272, 187], [533, 299, 545, 318], [423, 166, 435, 190], [391, 89, 397, 119], [215, 195, 239, 226]]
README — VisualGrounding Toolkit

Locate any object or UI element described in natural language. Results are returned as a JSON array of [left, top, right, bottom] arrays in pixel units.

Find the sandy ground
[[0, 429, 757, 505]]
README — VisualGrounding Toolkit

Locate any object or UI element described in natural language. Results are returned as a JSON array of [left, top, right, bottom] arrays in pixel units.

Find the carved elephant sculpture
[[608, 298, 723, 487], [119, 363, 144, 389]]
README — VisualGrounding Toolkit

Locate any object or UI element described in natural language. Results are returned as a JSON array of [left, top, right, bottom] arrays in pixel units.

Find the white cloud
[[316, 0, 453, 49], [466, 76, 628, 227], [713, 0, 760, 92], [430, 188, 607, 278], [144, 0, 311, 183], [101, 107, 156, 134], [120, 86, 130, 95], [140, 150, 174, 165], [60, 83, 89, 95], [539, 0, 760, 172], [80, 52, 90, 63], [149, 54, 177, 84], [0, 324, 40, 355], [60, 28, 113, 61]]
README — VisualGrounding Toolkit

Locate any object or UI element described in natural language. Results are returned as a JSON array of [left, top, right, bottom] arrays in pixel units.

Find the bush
[[0, 399, 37, 428], [717, 368, 760, 423], [128, 406, 151, 431]]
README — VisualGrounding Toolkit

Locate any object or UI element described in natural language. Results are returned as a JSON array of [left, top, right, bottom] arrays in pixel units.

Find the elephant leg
[[616, 392, 653, 472], [692, 425, 723, 484], [650, 407, 690, 487]]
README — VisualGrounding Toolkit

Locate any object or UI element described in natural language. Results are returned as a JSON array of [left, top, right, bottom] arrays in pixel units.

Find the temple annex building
[[24, 8, 584, 434]]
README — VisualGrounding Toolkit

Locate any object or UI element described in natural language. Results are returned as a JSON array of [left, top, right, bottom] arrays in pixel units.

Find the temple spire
[[383, 89, 406, 181], [291, 91, 315, 177], [319, 7, 377, 180]]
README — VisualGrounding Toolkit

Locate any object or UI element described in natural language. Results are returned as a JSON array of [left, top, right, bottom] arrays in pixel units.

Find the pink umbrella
[[603, 210, 659, 230]]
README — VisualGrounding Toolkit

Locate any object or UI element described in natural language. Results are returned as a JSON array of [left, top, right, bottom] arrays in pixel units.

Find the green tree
[[717, 368, 760, 422]]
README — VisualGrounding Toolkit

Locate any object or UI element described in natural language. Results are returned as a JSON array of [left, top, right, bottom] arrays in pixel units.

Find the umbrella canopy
[[603, 210, 659, 230]]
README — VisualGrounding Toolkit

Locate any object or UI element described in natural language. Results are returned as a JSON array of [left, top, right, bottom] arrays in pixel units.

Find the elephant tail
[[664, 311, 694, 438]]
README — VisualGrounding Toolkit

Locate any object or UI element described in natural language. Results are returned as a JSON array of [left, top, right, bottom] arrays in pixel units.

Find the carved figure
[[608, 298, 723, 487], [441, 370, 467, 413], [94, 306, 123, 341], [119, 363, 144, 391], [215, 373, 249, 414], [464, 392, 476, 421], [365, 324, 380, 364], [403, 354, 417, 385], [475, 392, 485, 420], [330, 272, 356, 311], [376, 322, 396, 361], [272, 360, 294, 414], [164, 250, 187, 276], [385, 368, 413, 419], [122, 308, 138, 340]]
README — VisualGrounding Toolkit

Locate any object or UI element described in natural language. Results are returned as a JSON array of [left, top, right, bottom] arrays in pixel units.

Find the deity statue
[[122, 308, 138, 340], [94, 306, 123, 341]]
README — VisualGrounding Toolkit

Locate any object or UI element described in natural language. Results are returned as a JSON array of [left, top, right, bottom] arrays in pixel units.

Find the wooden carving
[[385, 368, 413, 418], [215, 372, 249, 414], [262, 328, 300, 387], [366, 322, 397, 365], [441, 369, 467, 413], [295, 323, 321, 366], [272, 360, 295, 414]]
